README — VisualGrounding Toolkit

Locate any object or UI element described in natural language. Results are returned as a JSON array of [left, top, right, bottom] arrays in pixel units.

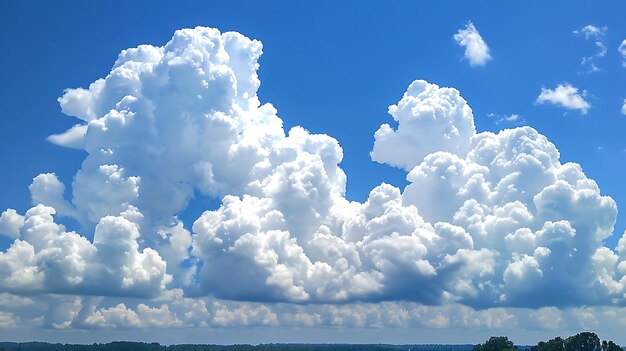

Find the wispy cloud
[[619, 39, 626, 67], [573, 25, 608, 73], [573, 25, 607, 40], [453, 22, 492, 67], [487, 113, 526, 125]]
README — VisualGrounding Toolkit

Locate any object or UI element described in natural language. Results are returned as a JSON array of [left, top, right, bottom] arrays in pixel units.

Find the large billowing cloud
[[1, 26, 626, 328]]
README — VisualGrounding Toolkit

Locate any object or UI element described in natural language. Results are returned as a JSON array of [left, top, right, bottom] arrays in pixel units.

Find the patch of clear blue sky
[[0, 1, 625, 248]]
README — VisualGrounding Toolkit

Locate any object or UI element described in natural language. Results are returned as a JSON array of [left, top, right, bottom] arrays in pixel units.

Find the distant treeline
[[0, 343, 475, 351], [0, 334, 622, 351], [472, 333, 622, 351], [0, 343, 477, 351]]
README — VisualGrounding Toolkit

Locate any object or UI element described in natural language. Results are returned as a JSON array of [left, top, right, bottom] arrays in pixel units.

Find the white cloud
[[501, 114, 522, 123], [0, 209, 24, 239], [0, 293, 34, 307], [529, 307, 562, 330], [46, 124, 87, 149], [43, 296, 83, 329], [622, 99, 626, 115], [371, 80, 476, 170], [536, 83, 591, 114], [573, 25, 607, 40], [1, 26, 348, 300], [29, 173, 76, 219], [84, 303, 142, 328], [488, 113, 525, 125], [573, 25, 608, 73], [619, 39, 626, 66], [191, 73, 619, 307], [0, 311, 17, 328], [212, 302, 278, 327], [1, 26, 626, 319], [9, 289, 626, 339], [0, 204, 171, 297], [453, 22, 492, 67], [14, 292, 626, 335], [85, 303, 183, 329]]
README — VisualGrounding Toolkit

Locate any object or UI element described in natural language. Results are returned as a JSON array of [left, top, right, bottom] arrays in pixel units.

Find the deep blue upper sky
[[2, 1, 624, 246]]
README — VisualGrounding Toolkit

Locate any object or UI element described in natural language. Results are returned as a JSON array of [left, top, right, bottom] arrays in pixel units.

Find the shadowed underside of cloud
[[4, 290, 626, 332], [1, 27, 626, 319]]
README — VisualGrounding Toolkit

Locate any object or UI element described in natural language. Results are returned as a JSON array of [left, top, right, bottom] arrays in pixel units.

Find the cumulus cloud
[[0, 209, 24, 239], [53, 27, 283, 230], [0, 204, 171, 297], [0, 293, 34, 307], [0, 291, 519, 330], [85, 303, 183, 329], [11, 292, 626, 335], [0, 311, 17, 328], [189, 71, 619, 307], [622, 99, 626, 115], [453, 22, 492, 67], [536, 83, 591, 114], [573, 25, 608, 73], [0, 26, 348, 301], [371, 80, 476, 170], [1, 26, 626, 321]]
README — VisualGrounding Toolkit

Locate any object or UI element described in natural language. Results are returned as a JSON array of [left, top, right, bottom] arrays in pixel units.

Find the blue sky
[[1, 0, 626, 345]]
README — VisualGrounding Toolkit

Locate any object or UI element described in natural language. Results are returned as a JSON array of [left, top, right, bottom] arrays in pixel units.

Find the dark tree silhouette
[[532, 337, 565, 351], [533, 332, 622, 351], [601, 340, 621, 351], [564, 332, 601, 351], [472, 337, 516, 351]]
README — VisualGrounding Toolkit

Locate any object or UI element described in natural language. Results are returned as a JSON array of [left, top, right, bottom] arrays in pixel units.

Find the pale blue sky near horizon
[[1, 0, 626, 344]]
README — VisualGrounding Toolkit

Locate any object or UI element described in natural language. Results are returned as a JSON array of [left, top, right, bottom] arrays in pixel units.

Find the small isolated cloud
[[620, 39, 626, 67], [622, 99, 626, 115], [536, 83, 590, 114], [573, 25, 608, 73], [573, 25, 607, 40], [487, 113, 526, 125], [453, 22, 492, 67]]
